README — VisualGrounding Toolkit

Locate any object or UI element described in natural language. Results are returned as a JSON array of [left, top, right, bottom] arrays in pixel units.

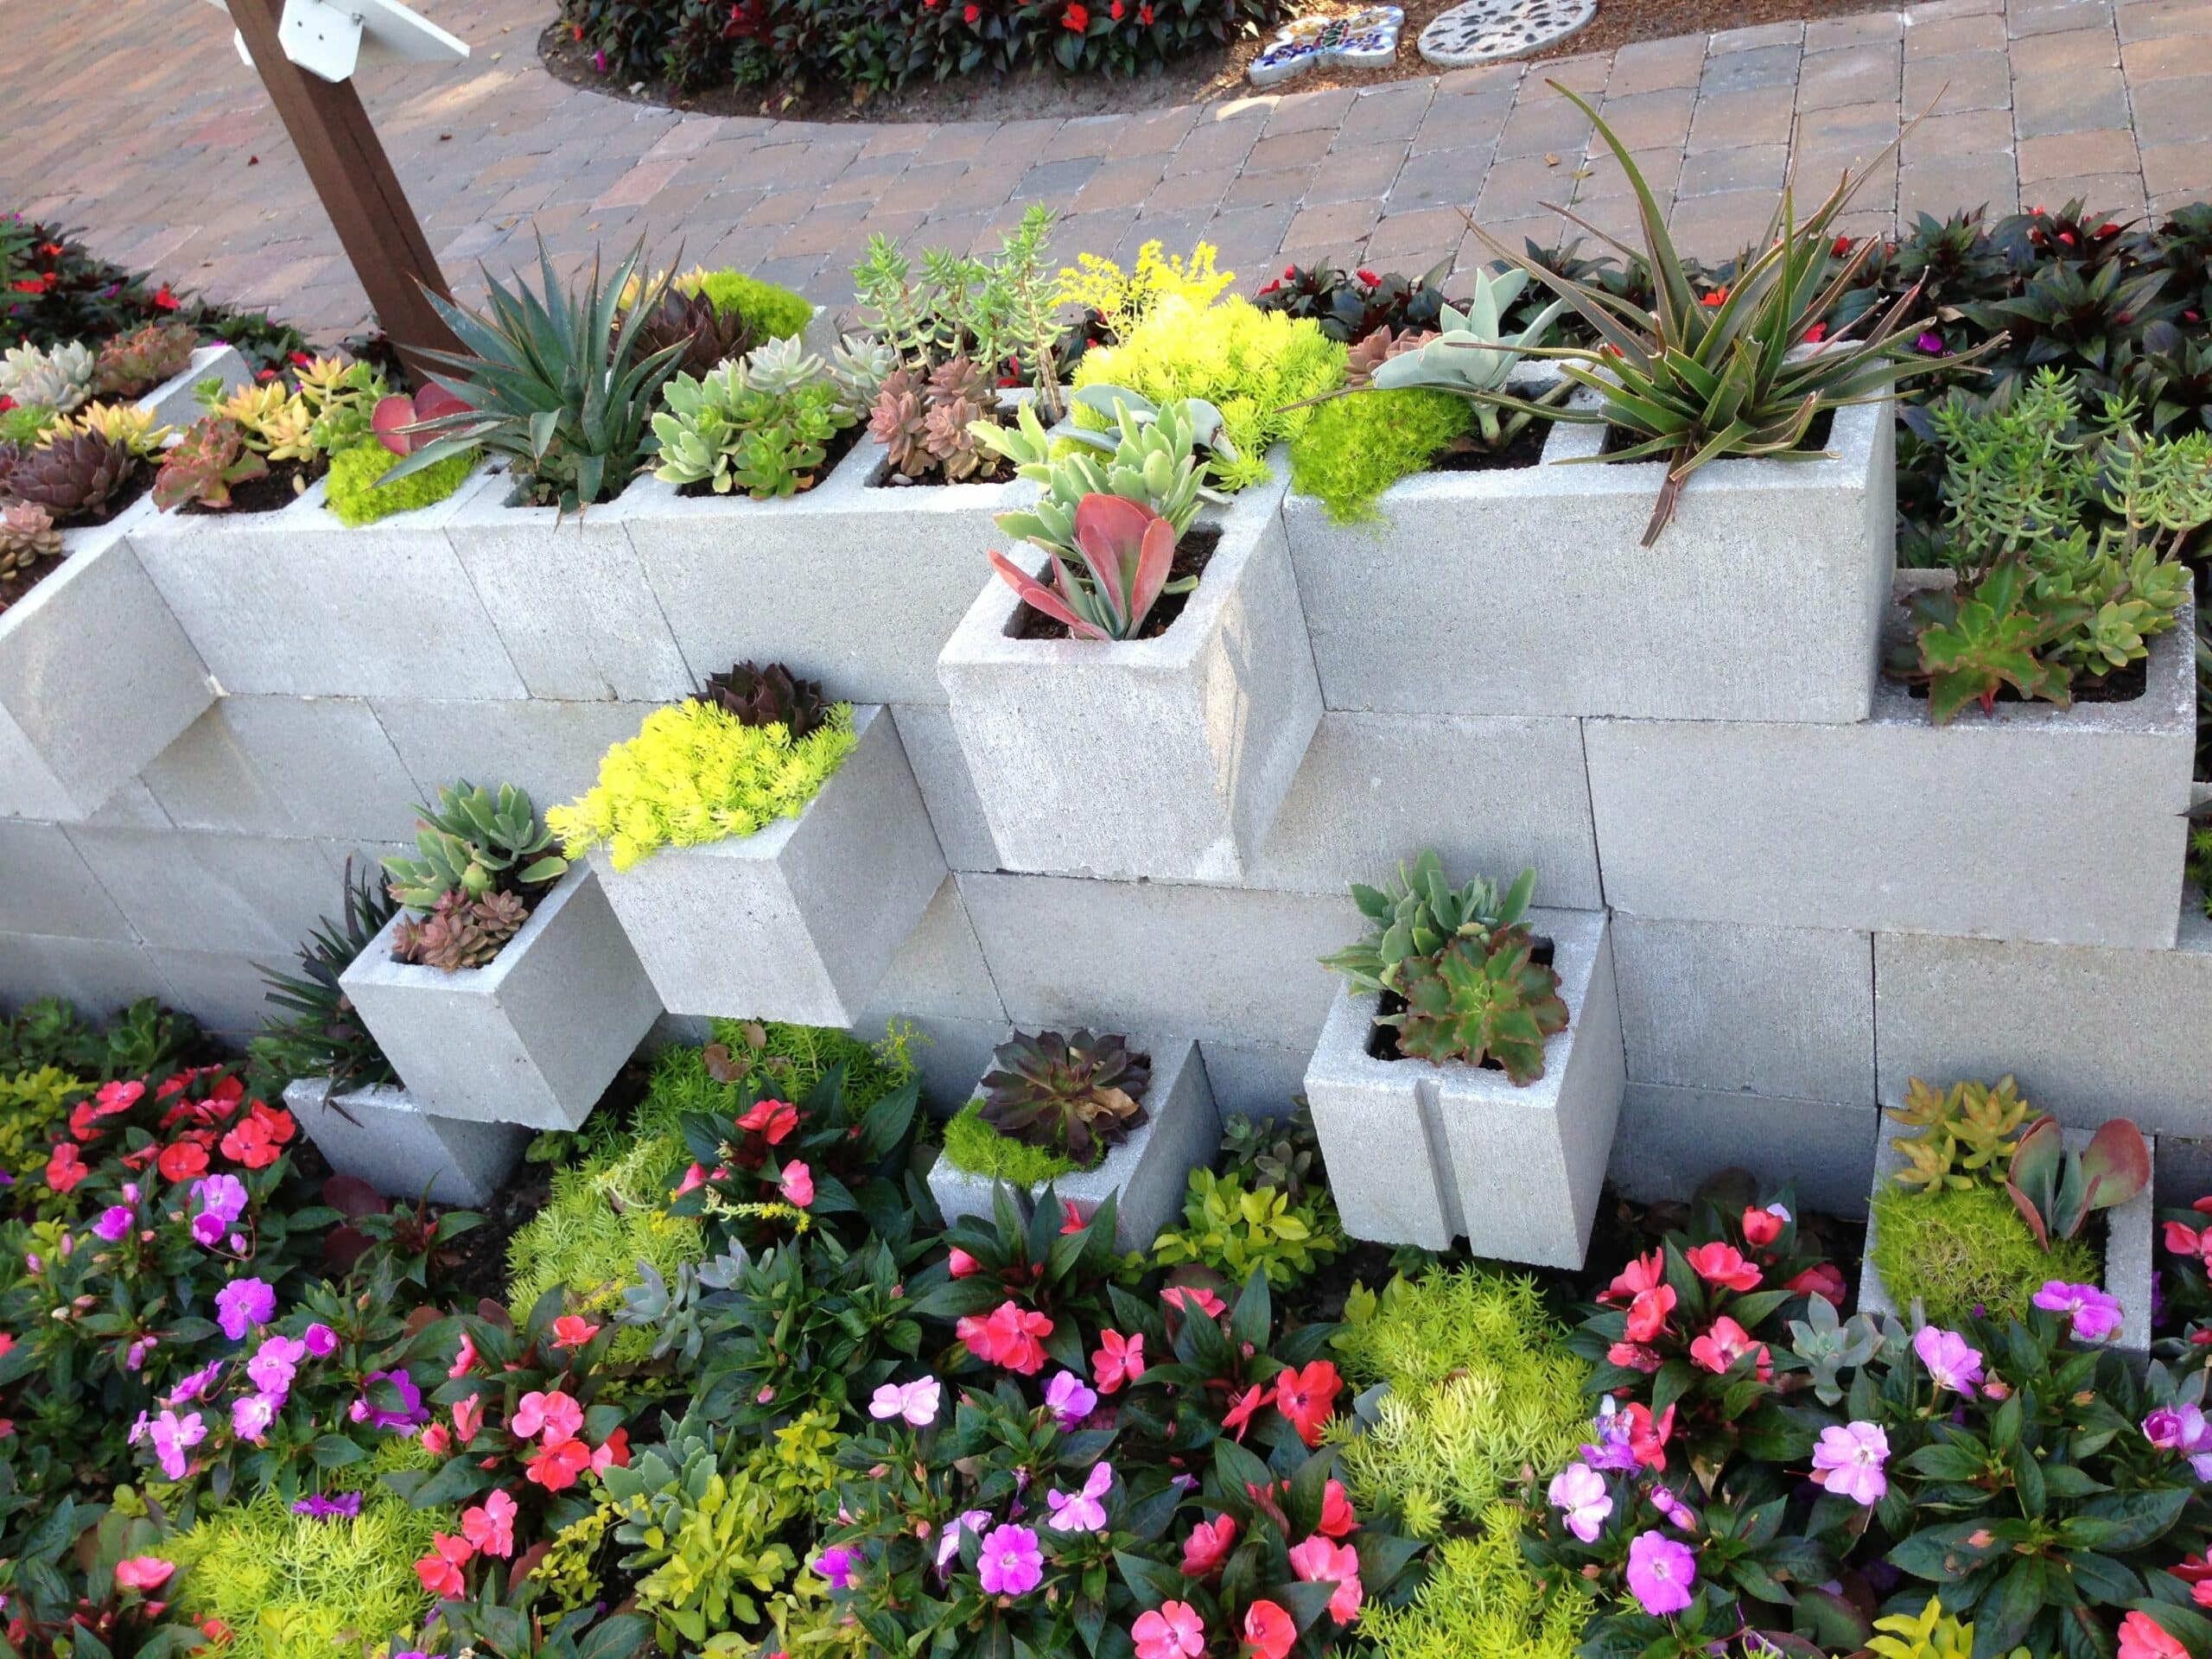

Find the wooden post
[[226, 0, 464, 383]]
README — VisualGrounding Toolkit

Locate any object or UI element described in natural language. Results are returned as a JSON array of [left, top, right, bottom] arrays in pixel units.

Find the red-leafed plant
[[988, 492, 1180, 642], [372, 383, 472, 456]]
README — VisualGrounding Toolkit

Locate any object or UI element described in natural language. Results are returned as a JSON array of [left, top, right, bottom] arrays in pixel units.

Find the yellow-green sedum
[[1351, 1503, 1591, 1659]]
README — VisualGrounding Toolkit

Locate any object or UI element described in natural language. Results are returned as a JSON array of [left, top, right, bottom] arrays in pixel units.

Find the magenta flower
[[815, 1544, 861, 1591], [248, 1333, 308, 1402], [148, 1408, 207, 1481], [1625, 1529, 1697, 1616], [349, 1369, 427, 1430], [1649, 1484, 1698, 1531], [292, 1491, 362, 1520], [165, 1361, 223, 1408], [303, 1322, 339, 1357], [1916, 329, 1945, 354], [1046, 1462, 1112, 1534], [232, 1391, 278, 1441], [1810, 1421, 1890, 1506], [2035, 1281, 2123, 1343], [1546, 1462, 1611, 1543], [93, 1205, 134, 1243], [1580, 1398, 1640, 1473], [1045, 1370, 1098, 1427], [214, 1276, 276, 1341], [1912, 1325, 1983, 1396], [191, 1174, 250, 1250], [937, 1507, 992, 1572], [976, 1523, 1044, 1595]]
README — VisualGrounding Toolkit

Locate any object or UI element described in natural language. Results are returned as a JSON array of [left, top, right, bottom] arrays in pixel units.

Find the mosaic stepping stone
[[1248, 7, 1404, 86], [1417, 0, 1595, 67]]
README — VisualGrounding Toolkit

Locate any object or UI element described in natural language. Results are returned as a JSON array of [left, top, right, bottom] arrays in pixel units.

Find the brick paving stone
[[1677, 142, 1795, 196], [1711, 19, 1808, 50], [1688, 87, 1800, 146], [1797, 44, 1905, 108], [2016, 126, 2142, 177], [1336, 84, 1437, 149], [1700, 42, 1808, 93], [1905, 10, 2010, 52], [2122, 26, 2212, 65], [1263, 87, 1358, 136], [1904, 106, 2018, 164], [2142, 139, 2212, 195], [1477, 151, 1580, 218], [1573, 145, 1685, 199], [1248, 127, 1337, 173], [1365, 206, 1472, 260], [1391, 144, 1496, 208], [1284, 197, 1384, 247], [1897, 154, 2023, 213], [1495, 86, 1596, 156], [2118, 0, 2212, 35], [1808, 10, 1908, 48], [1073, 156, 1169, 213], [2119, 70, 2212, 143], [1220, 166, 1316, 212], [1409, 89, 1519, 152], [1667, 186, 1781, 254], [1607, 34, 1709, 93], [1595, 87, 1700, 149], [1905, 48, 2016, 109]]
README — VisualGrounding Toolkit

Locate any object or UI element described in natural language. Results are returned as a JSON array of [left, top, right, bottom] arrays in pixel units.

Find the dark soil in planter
[[1430, 420, 1549, 474], [177, 457, 319, 516], [1902, 651, 2149, 708], [1599, 406, 1837, 459], [0, 549, 67, 618], [1014, 524, 1218, 641], [1363, 935, 1557, 1066], [676, 420, 867, 500], [442, 1158, 556, 1306]]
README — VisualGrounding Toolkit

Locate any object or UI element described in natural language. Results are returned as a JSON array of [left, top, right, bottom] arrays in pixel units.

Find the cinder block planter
[[1609, 1081, 1880, 1218], [926, 1037, 1219, 1250], [0, 501, 214, 821], [588, 703, 945, 1021], [339, 865, 661, 1132], [137, 344, 251, 429], [626, 428, 1041, 703], [1284, 390, 1895, 721], [1302, 906, 1624, 1267], [1584, 593, 2195, 950], [283, 1076, 527, 1207], [938, 467, 1322, 882], [130, 464, 526, 699], [1858, 1107, 2155, 1362]]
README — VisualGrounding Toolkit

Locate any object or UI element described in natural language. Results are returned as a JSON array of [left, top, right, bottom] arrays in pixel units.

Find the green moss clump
[[161, 1486, 448, 1659], [1327, 1266, 1589, 1539], [507, 1135, 705, 1359], [941, 1101, 1083, 1185], [1355, 1503, 1591, 1659], [1870, 1179, 2101, 1326], [689, 270, 813, 343], [1287, 387, 1472, 524], [322, 440, 476, 527]]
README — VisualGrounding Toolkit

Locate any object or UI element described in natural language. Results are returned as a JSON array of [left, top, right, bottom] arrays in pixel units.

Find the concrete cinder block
[[1858, 1108, 2155, 1361], [0, 508, 215, 821], [1245, 710, 1602, 907], [370, 696, 660, 810], [890, 702, 1001, 873], [340, 866, 661, 1131], [926, 1037, 1220, 1250], [137, 344, 250, 430], [1874, 899, 2212, 1139], [142, 947, 277, 1041], [66, 827, 342, 956], [1609, 1082, 1880, 1217], [1611, 916, 1874, 1102], [960, 871, 1357, 1052], [857, 876, 1007, 1027], [879, 1014, 1014, 1116], [0, 932, 174, 1017], [0, 821, 135, 939], [130, 471, 526, 699], [283, 1077, 526, 1207], [1303, 907, 1625, 1266], [1585, 597, 2195, 949], [588, 703, 946, 1021], [445, 468, 694, 703], [1285, 392, 1894, 721], [1197, 1040, 1309, 1123], [626, 432, 1041, 704], [938, 469, 1322, 883], [143, 696, 423, 842]]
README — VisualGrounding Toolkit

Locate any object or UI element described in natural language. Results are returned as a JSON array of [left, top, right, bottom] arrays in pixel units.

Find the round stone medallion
[[1417, 0, 1596, 67]]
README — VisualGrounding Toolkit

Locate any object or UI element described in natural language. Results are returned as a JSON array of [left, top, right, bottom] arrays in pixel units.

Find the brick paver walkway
[[6, 0, 2209, 340]]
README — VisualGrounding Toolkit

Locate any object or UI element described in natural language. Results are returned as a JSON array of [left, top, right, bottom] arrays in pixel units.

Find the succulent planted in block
[[3, 428, 140, 521], [0, 500, 60, 586], [988, 492, 1186, 641], [1387, 925, 1569, 1083], [2005, 1112, 2151, 1250], [0, 340, 94, 414], [391, 887, 532, 972], [1321, 852, 1537, 1000], [1357, 265, 1570, 451], [976, 1028, 1151, 1168], [635, 284, 762, 380], [1888, 1074, 2033, 1193], [371, 382, 473, 457], [651, 339, 855, 500], [383, 779, 569, 920], [979, 389, 1228, 565], [62, 400, 173, 459], [1892, 558, 2085, 722], [90, 321, 198, 400], [150, 416, 269, 512], [700, 660, 830, 739], [868, 356, 1001, 482]]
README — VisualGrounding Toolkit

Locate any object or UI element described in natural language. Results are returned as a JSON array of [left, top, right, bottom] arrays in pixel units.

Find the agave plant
[[1320, 852, 1537, 1000], [2005, 1113, 2150, 1250], [977, 1029, 1151, 1166], [989, 493, 1185, 641], [384, 238, 687, 513], [1466, 86, 1963, 543]]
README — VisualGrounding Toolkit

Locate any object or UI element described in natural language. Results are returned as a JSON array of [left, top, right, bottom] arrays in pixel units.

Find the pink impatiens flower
[[512, 1389, 583, 1444], [2035, 1281, 2123, 1343], [1092, 1329, 1146, 1394], [1625, 1530, 1697, 1616], [1547, 1461, 1611, 1543], [1046, 1461, 1113, 1533], [976, 1523, 1043, 1596], [1912, 1325, 1984, 1396], [1287, 1534, 1363, 1624], [1132, 1599, 1205, 1659], [1810, 1421, 1889, 1506]]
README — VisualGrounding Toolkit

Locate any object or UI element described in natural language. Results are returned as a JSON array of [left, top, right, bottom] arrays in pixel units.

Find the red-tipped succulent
[[989, 492, 1179, 643], [372, 383, 473, 457]]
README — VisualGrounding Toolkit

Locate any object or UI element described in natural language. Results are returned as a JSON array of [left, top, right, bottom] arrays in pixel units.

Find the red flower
[[1625, 1402, 1675, 1470], [1242, 1600, 1296, 1659], [1287, 1535, 1363, 1625], [1607, 1340, 1662, 1373], [1318, 1479, 1359, 1538], [1181, 1512, 1237, 1575], [1741, 1205, 1785, 1248], [1221, 1382, 1270, 1440], [957, 1300, 1052, 1376], [1139, 4, 1152, 20], [1062, 1, 1088, 25], [1600, 1249, 1663, 1305], [2168, 1220, 2212, 1262], [2120, 1611, 2189, 1659], [157, 1139, 211, 1183], [525, 1435, 593, 1491], [220, 1102, 295, 1169], [550, 1315, 601, 1350], [737, 1098, 799, 1144], [1624, 1284, 1675, 1344], [415, 1534, 473, 1599], [1273, 1359, 1341, 1447], [44, 1142, 87, 1194], [1355, 269, 1381, 286], [1093, 1328, 1146, 1393], [1785, 1262, 1847, 1306], [1831, 234, 1853, 257], [1700, 285, 1729, 307], [152, 283, 180, 310], [948, 1247, 982, 1277], [1059, 1198, 1088, 1235], [11, 275, 54, 295], [591, 1428, 631, 1473], [779, 1160, 815, 1208], [1800, 321, 1828, 346], [1110, 0, 1123, 16], [1685, 1241, 1760, 1292], [1160, 1285, 1226, 1320]]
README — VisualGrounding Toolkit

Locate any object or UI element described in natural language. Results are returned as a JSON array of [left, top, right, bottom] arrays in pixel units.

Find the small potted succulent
[[1302, 852, 1624, 1268], [339, 780, 659, 1133], [1860, 1076, 2155, 1360], [936, 391, 1322, 882], [926, 1027, 1221, 1250], [91, 321, 253, 427], [550, 660, 945, 1024]]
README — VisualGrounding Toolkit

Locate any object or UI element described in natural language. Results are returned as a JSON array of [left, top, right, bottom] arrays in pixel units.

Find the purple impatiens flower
[[92, 1205, 134, 1243], [191, 1174, 250, 1250], [976, 1523, 1043, 1596], [1625, 1530, 1697, 1616], [214, 1276, 276, 1342], [292, 1491, 363, 1521], [1547, 1462, 1611, 1543], [1912, 1325, 1984, 1397], [1810, 1421, 1890, 1507], [348, 1369, 427, 1430], [2035, 1281, 2124, 1343]]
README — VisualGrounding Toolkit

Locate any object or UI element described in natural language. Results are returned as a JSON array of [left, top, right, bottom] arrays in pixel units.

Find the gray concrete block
[[1303, 907, 1624, 1266], [926, 1037, 1219, 1249], [960, 871, 1357, 1052], [137, 345, 250, 430], [857, 876, 1007, 1027], [0, 509, 215, 821], [82, 779, 175, 831], [1197, 1040, 1309, 1123], [66, 827, 341, 956], [1858, 1108, 2155, 1362], [446, 468, 694, 702], [1612, 916, 1874, 1102], [0, 821, 135, 939], [283, 1077, 526, 1207], [130, 470, 526, 698], [1585, 596, 2194, 949], [143, 696, 423, 841], [370, 696, 660, 811], [626, 434, 1041, 704], [938, 469, 1322, 883], [1609, 1082, 1880, 1218], [588, 704, 945, 1021], [890, 702, 1001, 873], [884, 1014, 1013, 1117], [1285, 392, 1894, 721], [340, 866, 661, 1131], [0, 932, 174, 1017], [1245, 710, 1602, 907], [2158, 1135, 2212, 1209], [1874, 900, 2212, 1139], [142, 947, 276, 1041]]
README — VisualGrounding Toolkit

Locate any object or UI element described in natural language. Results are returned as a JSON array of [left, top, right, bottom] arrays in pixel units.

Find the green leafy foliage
[[0, 1064, 85, 1192], [247, 858, 398, 1093], [941, 1101, 1080, 1186], [1153, 1168, 1344, 1290], [384, 779, 569, 918], [1390, 925, 1570, 1081], [652, 340, 856, 499], [1, 995, 194, 1084], [506, 1134, 706, 1351], [1287, 386, 1473, 524], [1868, 1180, 2098, 1325], [322, 439, 474, 526], [851, 207, 1065, 416]]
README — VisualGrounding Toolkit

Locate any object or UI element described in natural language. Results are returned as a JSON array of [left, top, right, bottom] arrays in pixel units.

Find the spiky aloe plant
[[1389, 926, 1568, 1083], [248, 859, 398, 1093], [1466, 86, 1967, 544], [385, 238, 686, 513]]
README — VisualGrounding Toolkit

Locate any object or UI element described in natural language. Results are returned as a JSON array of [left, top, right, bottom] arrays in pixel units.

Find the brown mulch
[[543, 0, 1891, 125]]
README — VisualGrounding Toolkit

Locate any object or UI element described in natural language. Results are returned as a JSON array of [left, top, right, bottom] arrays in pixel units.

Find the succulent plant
[[867, 354, 1000, 482], [989, 492, 1185, 641], [738, 334, 824, 398], [829, 333, 893, 420], [90, 321, 199, 400], [63, 401, 173, 459], [372, 382, 474, 457], [637, 284, 761, 379], [1889, 1075, 2034, 1193], [209, 381, 318, 463], [1344, 326, 1432, 389], [0, 340, 94, 414], [1387, 925, 1568, 1082], [383, 779, 569, 913], [700, 660, 830, 738], [2005, 1112, 2151, 1249], [0, 500, 60, 585], [247, 858, 398, 1094], [1321, 852, 1537, 1000], [391, 887, 531, 972], [1220, 1101, 1324, 1201], [3, 429, 139, 520], [977, 1028, 1151, 1166], [151, 416, 269, 512], [1360, 264, 1570, 448]]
